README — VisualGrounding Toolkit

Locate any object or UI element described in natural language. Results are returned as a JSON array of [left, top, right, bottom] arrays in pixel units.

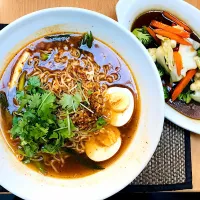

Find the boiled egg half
[[105, 86, 134, 127], [85, 125, 121, 162]]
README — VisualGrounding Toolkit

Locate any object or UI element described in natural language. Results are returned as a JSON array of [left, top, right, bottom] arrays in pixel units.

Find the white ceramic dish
[[0, 8, 164, 200], [116, 0, 200, 134]]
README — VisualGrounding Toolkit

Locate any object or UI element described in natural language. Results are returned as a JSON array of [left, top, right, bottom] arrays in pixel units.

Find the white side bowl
[[116, 0, 200, 134], [0, 8, 164, 200]]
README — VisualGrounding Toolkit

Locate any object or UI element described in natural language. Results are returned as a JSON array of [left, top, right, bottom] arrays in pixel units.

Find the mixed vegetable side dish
[[132, 11, 200, 119]]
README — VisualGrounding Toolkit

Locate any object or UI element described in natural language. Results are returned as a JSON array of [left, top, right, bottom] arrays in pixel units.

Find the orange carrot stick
[[172, 69, 197, 101], [173, 52, 183, 76], [150, 20, 190, 38], [146, 27, 160, 45], [153, 29, 191, 46], [163, 11, 192, 33]]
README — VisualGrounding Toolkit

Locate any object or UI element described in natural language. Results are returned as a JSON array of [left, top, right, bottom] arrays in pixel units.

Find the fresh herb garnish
[[81, 31, 94, 48], [40, 52, 49, 61], [77, 82, 90, 105], [59, 92, 82, 112], [10, 76, 77, 159], [96, 117, 107, 130], [88, 90, 93, 95], [34, 161, 47, 175]]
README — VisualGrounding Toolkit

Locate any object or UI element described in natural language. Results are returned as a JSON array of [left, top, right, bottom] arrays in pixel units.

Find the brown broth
[[132, 11, 200, 119], [0, 33, 140, 178]]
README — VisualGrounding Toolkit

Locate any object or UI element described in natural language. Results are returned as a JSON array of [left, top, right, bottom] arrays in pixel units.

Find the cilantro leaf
[[88, 90, 93, 95], [59, 92, 82, 111], [96, 117, 107, 130], [29, 93, 41, 109], [27, 76, 41, 87]]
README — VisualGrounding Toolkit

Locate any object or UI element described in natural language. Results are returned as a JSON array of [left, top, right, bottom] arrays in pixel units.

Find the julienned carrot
[[163, 11, 192, 33], [172, 69, 197, 101], [150, 20, 190, 38], [173, 52, 183, 76], [146, 27, 160, 45], [153, 29, 191, 46]]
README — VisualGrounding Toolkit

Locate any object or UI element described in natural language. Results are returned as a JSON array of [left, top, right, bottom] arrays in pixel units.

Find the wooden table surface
[[0, 0, 200, 192]]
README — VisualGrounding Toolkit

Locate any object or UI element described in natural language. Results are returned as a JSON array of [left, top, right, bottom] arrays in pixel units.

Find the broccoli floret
[[178, 90, 192, 104], [197, 48, 200, 57], [156, 62, 165, 77], [163, 86, 169, 100], [132, 27, 153, 47]]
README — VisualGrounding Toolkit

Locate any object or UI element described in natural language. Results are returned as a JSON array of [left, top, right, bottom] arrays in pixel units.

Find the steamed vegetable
[[154, 29, 191, 46], [191, 91, 200, 103], [172, 69, 197, 101], [163, 11, 192, 33], [178, 45, 197, 77], [173, 52, 183, 76], [146, 27, 160, 44], [163, 86, 169, 99], [132, 27, 153, 47], [156, 46, 170, 74], [155, 38, 174, 76], [150, 20, 190, 38], [178, 90, 192, 104], [148, 48, 157, 62], [156, 62, 165, 77], [190, 71, 200, 102]]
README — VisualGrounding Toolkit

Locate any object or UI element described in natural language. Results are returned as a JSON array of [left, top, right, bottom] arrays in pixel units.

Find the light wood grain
[[0, 0, 118, 23], [0, 0, 200, 192]]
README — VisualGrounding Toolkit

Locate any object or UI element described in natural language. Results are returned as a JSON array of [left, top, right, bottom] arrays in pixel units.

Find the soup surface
[[132, 11, 200, 119], [0, 32, 140, 178]]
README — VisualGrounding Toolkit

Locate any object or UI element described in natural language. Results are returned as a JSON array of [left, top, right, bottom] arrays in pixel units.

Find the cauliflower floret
[[148, 48, 157, 62], [179, 45, 197, 77], [194, 56, 200, 69], [194, 71, 200, 81], [191, 91, 200, 103], [190, 71, 200, 102], [156, 46, 170, 74], [190, 80, 200, 91], [170, 40, 177, 49]]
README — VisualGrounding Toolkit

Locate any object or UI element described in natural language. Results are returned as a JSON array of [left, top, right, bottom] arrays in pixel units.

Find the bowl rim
[[116, 0, 200, 134], [0, 7, 164, 199]]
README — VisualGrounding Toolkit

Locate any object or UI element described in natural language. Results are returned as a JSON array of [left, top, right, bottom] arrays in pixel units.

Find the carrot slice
[[150, 20, 190, 38], [171, 69, 197, 101], [153, 29, 191, 46], [163, 11, 192, 33], [173, 52, 183, 76], [146, 27, 160, 45]]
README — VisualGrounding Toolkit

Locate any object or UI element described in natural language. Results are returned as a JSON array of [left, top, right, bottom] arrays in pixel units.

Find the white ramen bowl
[[116, 0, 200, 134], [0, 8, 164, 200]]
